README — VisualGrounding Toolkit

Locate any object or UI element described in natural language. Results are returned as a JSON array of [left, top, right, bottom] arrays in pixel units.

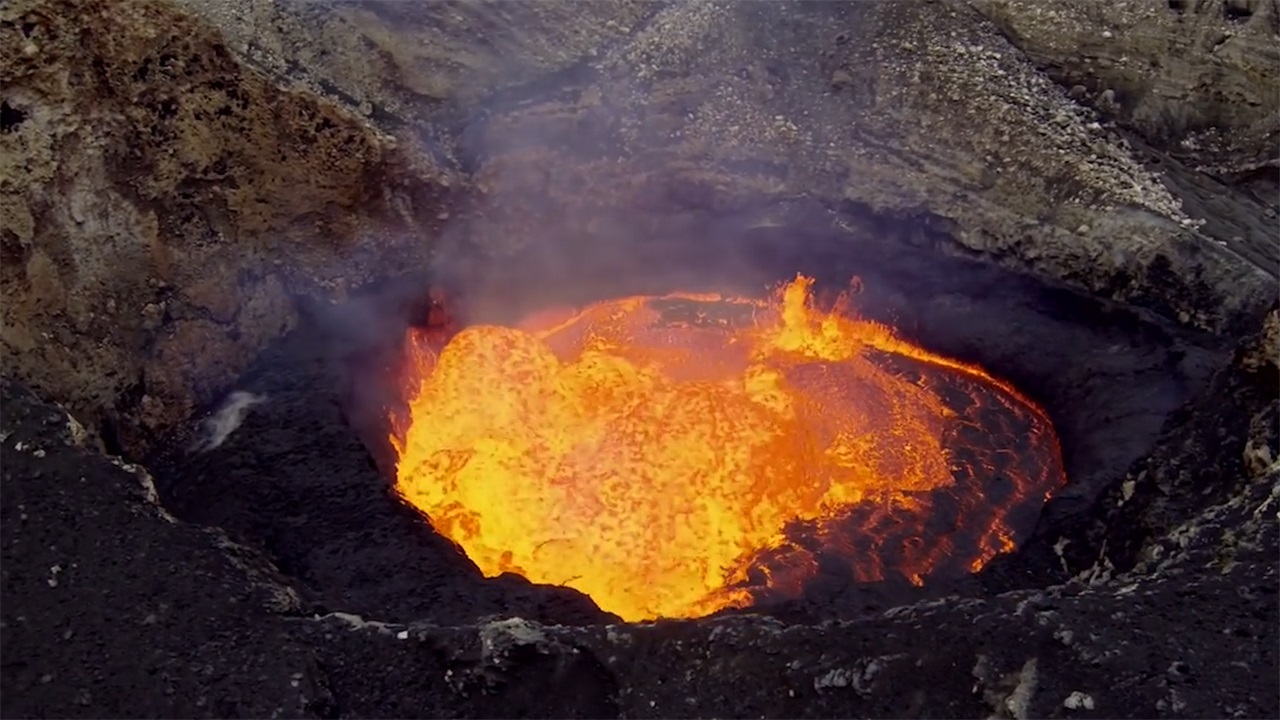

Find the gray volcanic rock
[[429, 0, 1276, 336], [4, 0, 1276, 456], [969, 0, 1280, 283], [0, 0, 452, 458], [174, 0, 1279, 332], [171, 0, 660, 131], [971, 0, 1280, 178]]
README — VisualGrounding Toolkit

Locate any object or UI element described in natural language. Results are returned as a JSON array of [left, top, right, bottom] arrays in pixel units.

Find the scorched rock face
[[392, 276, 1066, 621]]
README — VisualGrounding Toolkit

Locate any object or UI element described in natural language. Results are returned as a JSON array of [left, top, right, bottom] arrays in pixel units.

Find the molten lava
[[392, 276, 1065, 621]]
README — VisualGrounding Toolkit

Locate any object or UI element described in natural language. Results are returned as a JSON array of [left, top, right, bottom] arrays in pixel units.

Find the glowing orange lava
[[392, 275, 1065, 621]]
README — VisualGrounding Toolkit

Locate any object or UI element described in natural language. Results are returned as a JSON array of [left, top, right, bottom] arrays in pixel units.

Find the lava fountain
[[391, 275, 1066, 621]]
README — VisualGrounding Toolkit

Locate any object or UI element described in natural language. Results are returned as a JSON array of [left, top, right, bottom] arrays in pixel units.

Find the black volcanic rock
[[2, 309, 1276, 718], [0, 378, 326, 718], [144, 321, 614, 629]]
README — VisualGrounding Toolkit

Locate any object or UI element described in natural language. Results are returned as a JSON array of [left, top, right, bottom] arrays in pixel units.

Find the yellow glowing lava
[[392, 275, 1061, 621]]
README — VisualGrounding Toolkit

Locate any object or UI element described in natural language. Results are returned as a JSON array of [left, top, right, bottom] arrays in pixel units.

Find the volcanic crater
[[147, 208, 1229, 628], [2, 1, 1277, 718]]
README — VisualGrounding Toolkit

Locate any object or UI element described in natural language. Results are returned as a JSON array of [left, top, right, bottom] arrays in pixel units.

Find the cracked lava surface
[[392, 276, 1066, 621]]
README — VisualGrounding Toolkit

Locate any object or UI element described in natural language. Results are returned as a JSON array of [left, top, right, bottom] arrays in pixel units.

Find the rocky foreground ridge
[[1, 310, 1275, 718]]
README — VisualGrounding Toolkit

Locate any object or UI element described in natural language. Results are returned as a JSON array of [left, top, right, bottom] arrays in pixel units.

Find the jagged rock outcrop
[[971, 0, 1280, 178], [171, 0, 660, 131], [968, 0, 1280, 274], [1, 0, 452, 456]]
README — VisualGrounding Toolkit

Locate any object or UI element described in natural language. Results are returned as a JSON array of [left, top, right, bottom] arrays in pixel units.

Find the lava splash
[[392, 276, 1065, 621]]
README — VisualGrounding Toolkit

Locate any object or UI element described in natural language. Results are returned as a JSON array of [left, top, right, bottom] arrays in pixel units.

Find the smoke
[[270, 1, 878, 463], [189, 390, 268, 453], [297, 1, 881, 339], [409, 1, 829, 326]]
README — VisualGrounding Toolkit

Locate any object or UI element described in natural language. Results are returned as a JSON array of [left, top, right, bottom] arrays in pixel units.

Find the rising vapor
[[189, 390, 268, 453]]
